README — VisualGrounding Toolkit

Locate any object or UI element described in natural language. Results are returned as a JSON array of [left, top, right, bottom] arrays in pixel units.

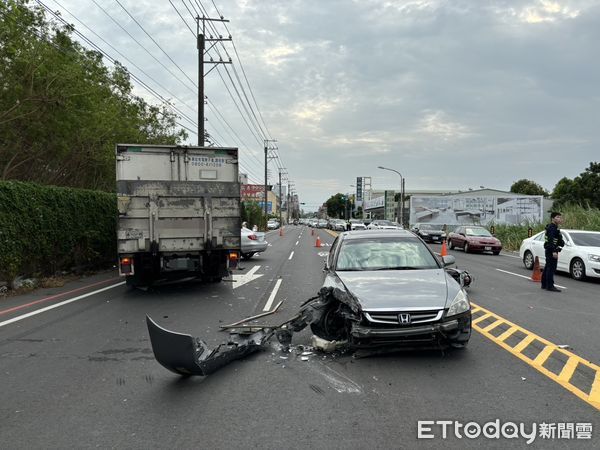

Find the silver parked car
[[321, 230, 471, 349], [241, 227, 268, 260]]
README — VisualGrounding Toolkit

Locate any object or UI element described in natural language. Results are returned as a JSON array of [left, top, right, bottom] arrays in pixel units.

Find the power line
[[198, 2, 287, 181], [210, 0, 273, 140], [88, 0, 197, 95], [113, 0, 197, 88], [36, 1, 197, 130], [194, 3, 267, 144], [0, 5, 195, 141], [168, 0, 195, 37], [47, 0, 198, 123]]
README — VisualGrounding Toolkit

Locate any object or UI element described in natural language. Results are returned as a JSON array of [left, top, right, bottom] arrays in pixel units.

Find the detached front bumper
[[349, 312, 471, 348]]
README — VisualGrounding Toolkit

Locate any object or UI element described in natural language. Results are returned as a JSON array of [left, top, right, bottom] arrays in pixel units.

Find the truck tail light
[[119, 257, 134, 276], [228, 251, 239, 270]]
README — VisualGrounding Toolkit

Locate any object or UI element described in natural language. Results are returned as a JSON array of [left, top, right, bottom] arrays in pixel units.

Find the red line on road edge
[[0, 277, 121, 316]]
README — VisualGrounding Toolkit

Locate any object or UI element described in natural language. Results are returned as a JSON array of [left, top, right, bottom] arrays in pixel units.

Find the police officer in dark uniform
[[541, 212, 564, 292]]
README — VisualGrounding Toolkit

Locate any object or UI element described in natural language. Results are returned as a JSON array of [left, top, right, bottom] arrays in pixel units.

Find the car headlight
[[446, 289, 470, 317], [589, 254, 600, 263]]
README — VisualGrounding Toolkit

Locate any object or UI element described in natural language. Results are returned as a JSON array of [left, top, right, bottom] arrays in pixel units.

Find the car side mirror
[[323, 259, 329, 271], [441, 255, 456, 267], [459, 233, 465, 237]]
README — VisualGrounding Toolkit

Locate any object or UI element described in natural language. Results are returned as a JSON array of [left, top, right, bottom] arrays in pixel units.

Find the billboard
[[241, 184, 268, 201], [410, 195, 543, 226], [356, 177, 363, 202]]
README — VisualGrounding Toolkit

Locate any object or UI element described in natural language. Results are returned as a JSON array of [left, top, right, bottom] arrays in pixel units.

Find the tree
[[0, 1, 187, 191], [241, 201, 265, 230], [325, 193, 347, 218], [552, 162, 600, 209], [510, 179, 549, 196]]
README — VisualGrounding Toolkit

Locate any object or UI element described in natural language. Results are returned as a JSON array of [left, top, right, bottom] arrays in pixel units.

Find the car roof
[[339, 229, 414, 240], [532, 229, 600, 235], [562, 229, 600, 234]]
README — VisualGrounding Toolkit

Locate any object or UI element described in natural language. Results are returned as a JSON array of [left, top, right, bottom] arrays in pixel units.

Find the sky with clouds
[[48, 0, 599, 211]]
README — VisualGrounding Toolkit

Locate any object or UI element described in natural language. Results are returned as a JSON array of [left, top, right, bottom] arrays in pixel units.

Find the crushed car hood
[[335, 269, 450, 310]]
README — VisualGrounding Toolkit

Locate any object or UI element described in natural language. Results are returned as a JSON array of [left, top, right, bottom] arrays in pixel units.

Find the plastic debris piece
[[521, 377, 527, 381], [301, 356, 310, 361], [557, 344, 571, 350], [311, 335, 348, 353]]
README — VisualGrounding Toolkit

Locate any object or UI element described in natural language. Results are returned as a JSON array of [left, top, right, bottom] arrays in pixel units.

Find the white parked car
[[241, 227, 268, 260], [519, 229, 600, 281], [349, 219, 366, 230], [367, 220, 402, 230], [266, 220, 280, 230]]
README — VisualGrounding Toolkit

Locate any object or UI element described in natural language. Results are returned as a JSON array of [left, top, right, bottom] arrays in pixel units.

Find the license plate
[[484, 246, 491, 251]]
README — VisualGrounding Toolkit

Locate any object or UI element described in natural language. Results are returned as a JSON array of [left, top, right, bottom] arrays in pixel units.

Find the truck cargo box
[[115, 144, 241, 285]]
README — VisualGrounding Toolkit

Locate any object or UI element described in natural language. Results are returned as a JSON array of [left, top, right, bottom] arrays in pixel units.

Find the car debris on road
[[146, 261, 473, 377]]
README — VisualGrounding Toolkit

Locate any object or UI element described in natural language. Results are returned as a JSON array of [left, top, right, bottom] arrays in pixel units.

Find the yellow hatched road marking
[[472, 313, 492, 326], [558, 358, 579, 383], [590, 372, 600, 405], [513, 334, 536, 353], [482, 319, 502, 333], [532, 346, 555, 366], [496, 326, 518, 342], [471, 302, 600, 411]]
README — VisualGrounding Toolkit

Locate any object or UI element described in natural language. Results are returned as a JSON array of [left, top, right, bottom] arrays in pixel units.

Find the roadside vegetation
[[0, 0, 186, 191], [493, 204, 600, 251], [0, 181, 117, 285]]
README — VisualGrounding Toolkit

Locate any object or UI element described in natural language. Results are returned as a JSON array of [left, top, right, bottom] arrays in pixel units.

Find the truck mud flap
[[146, 316, 270, 376]]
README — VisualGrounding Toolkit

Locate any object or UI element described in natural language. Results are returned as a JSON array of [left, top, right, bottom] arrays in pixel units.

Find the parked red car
[[447, 226, 502, 255]]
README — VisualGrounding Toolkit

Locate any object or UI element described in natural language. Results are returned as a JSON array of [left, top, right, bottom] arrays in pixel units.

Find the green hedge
[[0, 181, 117, 281]]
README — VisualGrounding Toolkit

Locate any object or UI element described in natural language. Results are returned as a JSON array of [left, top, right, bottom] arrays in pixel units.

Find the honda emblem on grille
[[399, 313, 411, 324]]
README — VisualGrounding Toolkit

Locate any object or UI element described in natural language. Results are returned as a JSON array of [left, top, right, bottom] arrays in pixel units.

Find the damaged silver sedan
[[146, 230, 471, 376], [320, 230, 471, 349]]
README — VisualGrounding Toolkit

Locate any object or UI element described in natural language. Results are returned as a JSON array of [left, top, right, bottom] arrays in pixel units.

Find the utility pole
[[278, 168, 286, 226], [287, 181, 295, 224], [263, 139, 277, 225], [197, 15, 232, 146]]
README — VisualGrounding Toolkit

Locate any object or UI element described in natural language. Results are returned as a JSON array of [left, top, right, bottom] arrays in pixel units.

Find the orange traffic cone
[[440, 240, 448, 257], [531, 256, 542, 282], [315, 236, 322, 247]]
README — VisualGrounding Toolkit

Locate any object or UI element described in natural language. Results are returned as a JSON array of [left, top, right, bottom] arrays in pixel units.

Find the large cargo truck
[[115, 144, 241, 287]]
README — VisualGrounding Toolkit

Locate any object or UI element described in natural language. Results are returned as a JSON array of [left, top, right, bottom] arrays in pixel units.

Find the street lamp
[[377, 166, 405, 227]]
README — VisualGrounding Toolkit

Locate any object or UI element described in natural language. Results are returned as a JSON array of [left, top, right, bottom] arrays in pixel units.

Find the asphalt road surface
[[1, 225, 598, 449]]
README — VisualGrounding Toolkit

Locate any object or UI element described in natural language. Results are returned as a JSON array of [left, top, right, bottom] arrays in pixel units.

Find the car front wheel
[[447, 239, 454, 249], [523, 251, 534, 270], [570, 258, 586, 281]]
